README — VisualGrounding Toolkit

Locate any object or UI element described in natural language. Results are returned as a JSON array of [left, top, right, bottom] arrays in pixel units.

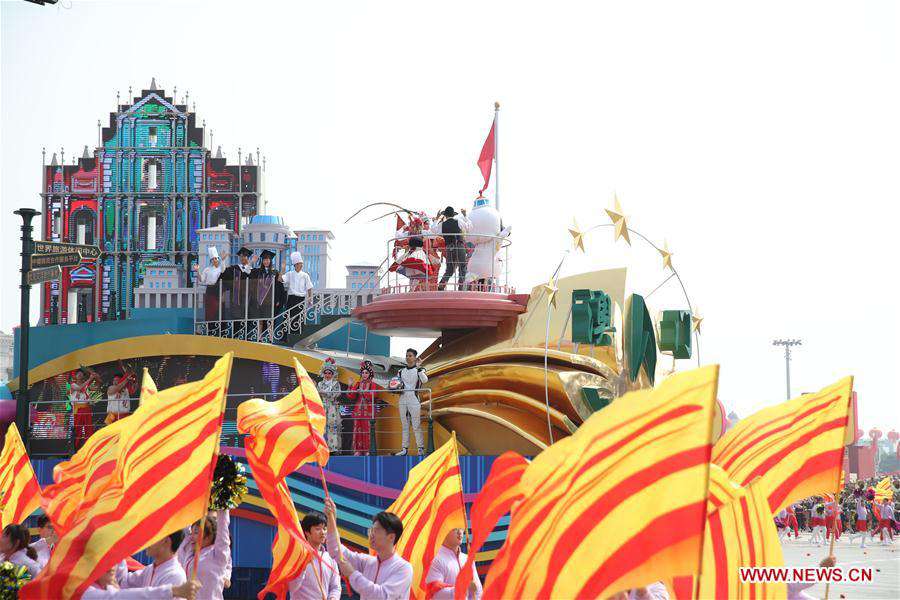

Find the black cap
[[236, 247, 253, 258], [442, 206, 457, 217], [259, 249, 276, 261]]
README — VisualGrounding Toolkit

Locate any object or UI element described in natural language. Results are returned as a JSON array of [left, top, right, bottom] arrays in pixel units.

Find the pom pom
[[209, 454, 248, 511], [866, 488, 876, 501], [0, 561, 31, 599]]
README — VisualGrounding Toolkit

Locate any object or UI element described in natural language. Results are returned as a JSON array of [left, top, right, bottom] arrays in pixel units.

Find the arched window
[[142, 158, 162, 191]]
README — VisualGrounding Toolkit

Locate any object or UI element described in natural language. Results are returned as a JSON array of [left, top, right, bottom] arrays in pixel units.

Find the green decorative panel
[[658, 310, 692, 359], [571, 289, 615, 346], [624, 294, 657, 385], [580, 386, 612, 413]]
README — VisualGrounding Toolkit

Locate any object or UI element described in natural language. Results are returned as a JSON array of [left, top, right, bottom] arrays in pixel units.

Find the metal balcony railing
[[383, 231, 513, 294], [27, 386, 435, 457]]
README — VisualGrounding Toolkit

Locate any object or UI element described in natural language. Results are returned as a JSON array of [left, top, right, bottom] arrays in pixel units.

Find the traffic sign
[[27, 265, 61, 285], [30, 252, 82, 269], [32, 240, 101, 259]]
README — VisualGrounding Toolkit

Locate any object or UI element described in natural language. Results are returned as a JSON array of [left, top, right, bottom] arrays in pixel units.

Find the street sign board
[[30, 252, 82, 269], [27, 265, 62, 285], [32, 240, 101, 259]]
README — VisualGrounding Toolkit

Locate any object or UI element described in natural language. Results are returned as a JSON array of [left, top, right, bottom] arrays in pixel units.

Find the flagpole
[[193, 354, 234, 584], [493, 102, 500, 211]]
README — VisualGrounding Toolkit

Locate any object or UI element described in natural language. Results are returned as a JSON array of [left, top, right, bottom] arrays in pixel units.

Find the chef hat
[[291, 251, 303, 265], [207, 246, 220, 260]]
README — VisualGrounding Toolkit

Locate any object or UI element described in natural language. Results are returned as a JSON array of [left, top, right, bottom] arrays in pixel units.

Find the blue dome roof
[[250, 215, 284, 225]]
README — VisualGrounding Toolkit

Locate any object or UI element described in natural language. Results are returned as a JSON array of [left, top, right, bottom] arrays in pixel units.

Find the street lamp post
[[772, 338, 802, 400], [14, 208, 40, 444]]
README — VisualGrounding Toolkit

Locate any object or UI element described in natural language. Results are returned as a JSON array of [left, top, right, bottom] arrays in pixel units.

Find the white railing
[[383, 231, 513, 294]]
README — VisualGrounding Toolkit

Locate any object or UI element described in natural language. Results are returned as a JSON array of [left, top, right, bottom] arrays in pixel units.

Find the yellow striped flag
[[874, 477, 893, 503], [670, 471, 786, 600], [453, 451, 528, 600], [712, 376, 854, 513], [0, 424, 42, 528], [483, 365, 719, 600], [22, 353, 232, 599], [697, 478, 786, 599], [43, 371, 158, 536], [237, 358, 329, 600], [387, 433, 466, 600]]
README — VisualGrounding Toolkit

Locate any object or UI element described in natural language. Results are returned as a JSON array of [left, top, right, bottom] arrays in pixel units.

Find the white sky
[[2, 0, 898, 430]]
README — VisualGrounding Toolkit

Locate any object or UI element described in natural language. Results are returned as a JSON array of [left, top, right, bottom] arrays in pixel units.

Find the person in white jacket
[[288, 511, 341, 600], [424, 528, 481, 600], [177, 510, 231, 600], [393, 348, 428, 457], [323, 497, 413, 600], [111, 530, 194, 599], [0, 524, 40, 578], [31, 514, 57, 570], [82, 563, 200, 599]]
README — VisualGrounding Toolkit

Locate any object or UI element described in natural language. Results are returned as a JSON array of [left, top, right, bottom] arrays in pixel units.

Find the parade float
[[5, 83, 729, 596]]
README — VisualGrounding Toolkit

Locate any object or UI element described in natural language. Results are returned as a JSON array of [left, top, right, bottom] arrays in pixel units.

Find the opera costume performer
[[323, 497, 413, 600], [219, 247, 254, 323], [424, 528, 482, 600], [346, 360, 378, 456], [317, 358, 343, 453], [69, 367, 101, 450], [176, 510, 231, 600], [287, 511, 341, 600]]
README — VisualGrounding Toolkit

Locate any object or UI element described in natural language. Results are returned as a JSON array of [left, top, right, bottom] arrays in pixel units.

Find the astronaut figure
[[464, 197, 510, 291]]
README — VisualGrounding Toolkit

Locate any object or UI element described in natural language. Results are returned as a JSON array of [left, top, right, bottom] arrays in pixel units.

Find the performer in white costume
[[464, 197, 510, 291]]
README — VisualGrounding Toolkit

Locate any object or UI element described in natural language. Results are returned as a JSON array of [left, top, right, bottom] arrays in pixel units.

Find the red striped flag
[[43, 371, 158, 536], [712, 376, 854, 513], [237, 358, 329, 600], [453, 451, 528, 600], [483, 365, 719, 599], [0, 425, 42, 528], [477, 116, 496, 195], [388, 434, 466, 600], [22, 354, 232, 599]]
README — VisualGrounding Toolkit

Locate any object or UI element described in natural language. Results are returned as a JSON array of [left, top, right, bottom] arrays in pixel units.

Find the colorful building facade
[[39, 79, 261, 324]]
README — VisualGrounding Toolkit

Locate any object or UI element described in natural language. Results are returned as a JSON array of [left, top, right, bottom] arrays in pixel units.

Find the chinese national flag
[[478, 119, 496, 194]]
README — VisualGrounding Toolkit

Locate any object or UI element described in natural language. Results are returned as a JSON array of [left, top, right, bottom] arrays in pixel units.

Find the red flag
[[396, 214, 406, 231], [477, 119, 496, 195]]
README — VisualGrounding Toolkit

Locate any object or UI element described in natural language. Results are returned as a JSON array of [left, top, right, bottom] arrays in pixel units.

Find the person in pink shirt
[[177, 510, 231, 600], [424, 527, 481, 600], [323, 497, 413, 600], [288, 511, 341, 600], [115, 530, 192, 598]]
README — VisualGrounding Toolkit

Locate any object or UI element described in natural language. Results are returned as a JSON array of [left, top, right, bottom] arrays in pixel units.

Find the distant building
[[196, 225, 237, 269], [134, 261, 194, 309], [244, 215, 294, 271], [345, 264, 378, 291], [0, 331, 13, 382], [294, 229, 333, 288], [39, 79, 261, 324]]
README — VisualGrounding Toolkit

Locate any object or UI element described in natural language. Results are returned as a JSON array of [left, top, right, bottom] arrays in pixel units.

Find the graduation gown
[[219, 264, 251, 320], [249, 266, 285, 319]]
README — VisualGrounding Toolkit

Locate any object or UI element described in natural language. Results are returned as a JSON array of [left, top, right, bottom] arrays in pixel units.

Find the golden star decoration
[[658, 241, 673, 271], [541, 277, 559, 308], [691, 312, 703, 334], [604, 193, 631, 245], [568, 219, 586, 252]]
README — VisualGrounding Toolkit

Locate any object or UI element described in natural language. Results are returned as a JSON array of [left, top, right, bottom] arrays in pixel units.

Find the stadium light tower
[[772, 338, 802, 400]]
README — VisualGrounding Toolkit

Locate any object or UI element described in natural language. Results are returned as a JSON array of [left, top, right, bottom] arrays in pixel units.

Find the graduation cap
[[258, 249, 276, 261], [236, 247, 253, 258]]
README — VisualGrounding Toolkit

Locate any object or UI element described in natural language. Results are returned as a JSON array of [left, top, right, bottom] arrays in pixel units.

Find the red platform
[[352, 291, 529, 336]]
